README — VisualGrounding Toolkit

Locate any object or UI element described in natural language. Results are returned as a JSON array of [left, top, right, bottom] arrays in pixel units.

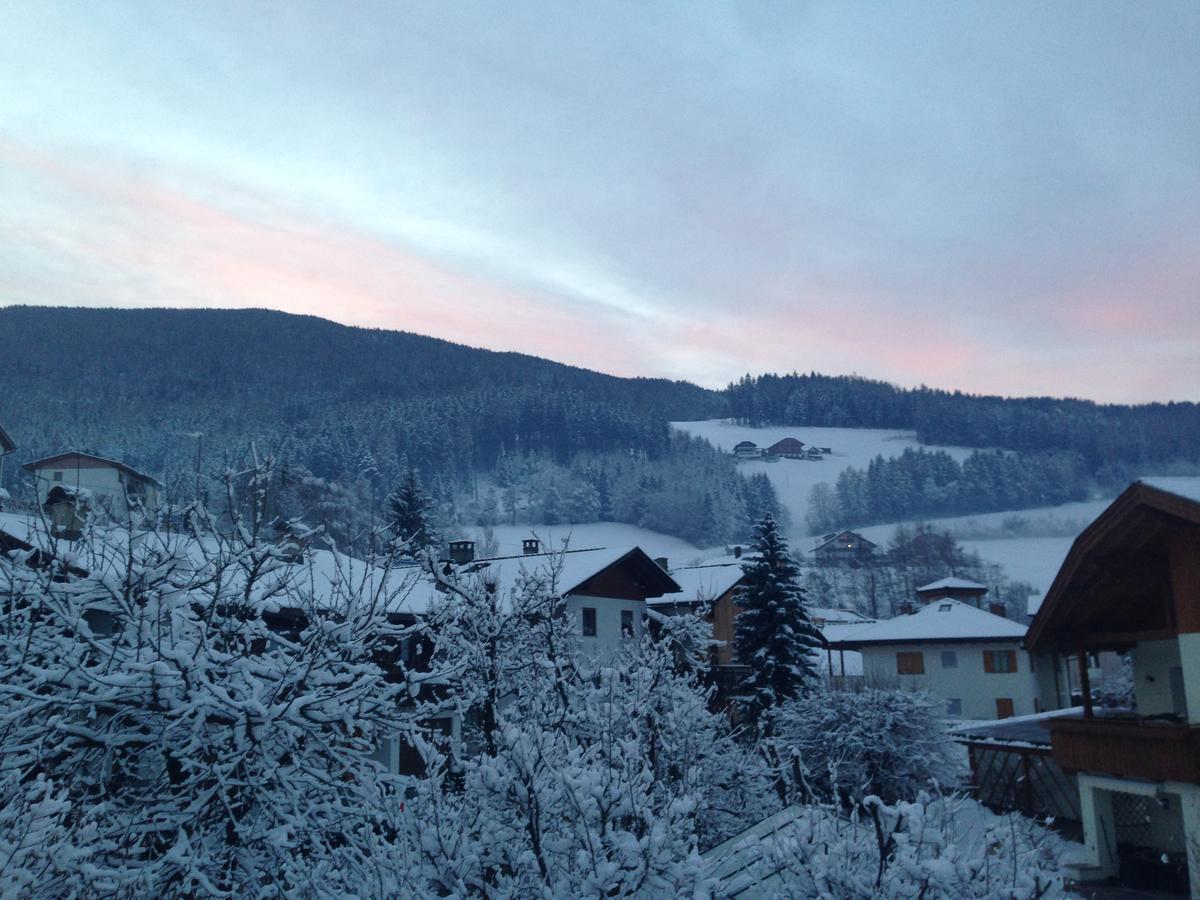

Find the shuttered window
[[896, 651, 925, 675], [983, 650, 1018, 673]]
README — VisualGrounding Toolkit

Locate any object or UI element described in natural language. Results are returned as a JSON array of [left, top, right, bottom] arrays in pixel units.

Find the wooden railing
[[1049, 716, 1200, 784]]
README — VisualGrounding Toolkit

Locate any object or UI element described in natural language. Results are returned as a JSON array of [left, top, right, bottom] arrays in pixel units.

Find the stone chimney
[[522, 538, 541, 556], [654, 557, 669, 572], [988, 602, 1007, 618], [448, 539, 475, 565]]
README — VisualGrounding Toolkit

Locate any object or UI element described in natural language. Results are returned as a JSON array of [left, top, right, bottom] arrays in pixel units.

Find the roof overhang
[[22, 451, 163, 487], [826, 634, 1023, 650], [0, 423, 14, 454], [568, 547, 682, 599], [1026, 482, 1200, 653]]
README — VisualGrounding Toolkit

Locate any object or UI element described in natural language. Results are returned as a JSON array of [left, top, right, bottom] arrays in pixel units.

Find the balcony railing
[[1049, 715, 1200, 784]]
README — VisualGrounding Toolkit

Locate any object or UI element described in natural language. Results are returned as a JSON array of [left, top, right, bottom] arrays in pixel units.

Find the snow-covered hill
[[671, 420, 975, 536]]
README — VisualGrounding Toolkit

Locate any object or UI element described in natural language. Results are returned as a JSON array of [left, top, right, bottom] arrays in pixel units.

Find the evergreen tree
[[386, 467, 438, 553], [734, 514, 824, 725]]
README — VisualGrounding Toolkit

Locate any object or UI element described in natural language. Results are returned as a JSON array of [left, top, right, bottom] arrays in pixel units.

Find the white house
[[23, 451, 161, 530], [826, 599, 1038, 719], [1026, 478, 1200, 895]]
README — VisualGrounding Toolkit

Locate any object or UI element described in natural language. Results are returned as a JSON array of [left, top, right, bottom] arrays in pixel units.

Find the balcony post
[[1078, 652, 1093, 718]]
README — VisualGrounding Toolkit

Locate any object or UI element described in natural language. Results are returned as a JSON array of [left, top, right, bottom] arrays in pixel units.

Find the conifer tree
[[734, 513, 824, 725], [386, 466, 438, 554]]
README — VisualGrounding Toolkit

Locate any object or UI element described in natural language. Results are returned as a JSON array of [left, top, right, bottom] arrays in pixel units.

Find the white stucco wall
[[33, 465, 129, 516], [1133, 638, 1187, 718], [860, 641, 1041, 719], [566, 594, 644, 654]]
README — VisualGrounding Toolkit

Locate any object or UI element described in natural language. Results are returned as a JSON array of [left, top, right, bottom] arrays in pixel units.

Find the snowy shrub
[[398, 559, 776, 895], [777, 686, 966, 805], [756, 793, 1067, 898], [0, 456, 426, 896]]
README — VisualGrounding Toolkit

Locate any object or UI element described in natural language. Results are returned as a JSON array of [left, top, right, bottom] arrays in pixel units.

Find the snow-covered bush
[[757, 793, 1067, 898], [400, 558, 776, 895], [0, 456, 426, 896], [777, 685, 965, 805]]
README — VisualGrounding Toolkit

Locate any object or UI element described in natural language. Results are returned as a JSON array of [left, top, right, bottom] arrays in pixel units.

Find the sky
[[1, 1, 1197, 402]]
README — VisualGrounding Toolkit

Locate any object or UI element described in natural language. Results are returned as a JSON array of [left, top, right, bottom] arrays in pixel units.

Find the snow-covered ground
[[671, 420, 975, 538]]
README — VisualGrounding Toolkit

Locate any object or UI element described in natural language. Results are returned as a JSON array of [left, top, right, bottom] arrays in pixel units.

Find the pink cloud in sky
[[0, 137, 664, 377]]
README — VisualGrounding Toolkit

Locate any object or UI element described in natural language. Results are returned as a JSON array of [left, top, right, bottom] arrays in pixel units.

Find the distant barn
[[811, 530, 878, 565], [766, 437, 806, 458]]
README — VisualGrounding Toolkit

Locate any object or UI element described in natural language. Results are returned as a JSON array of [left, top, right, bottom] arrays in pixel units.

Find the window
[[983, 650, 1018, 673], [582, 607, 597, 637], [941, 650, 958, 669], [996, 698, 1014, 719], [946, 698, 962, 716], [53, 471, 63, 482], [621, 609, 634, 638], [896, 651, 925, 675]]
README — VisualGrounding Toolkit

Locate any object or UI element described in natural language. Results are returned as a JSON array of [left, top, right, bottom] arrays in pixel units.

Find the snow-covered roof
[[809, 530, 877, 553], [399, 546, 680, 615], [1139, 477, 1200, 505], [825, 599, 1027, 647], [807, 606, 872, 624], [650, 563, 743, 606], [916, 576, 987, 593], [22, 451, 162, 487]]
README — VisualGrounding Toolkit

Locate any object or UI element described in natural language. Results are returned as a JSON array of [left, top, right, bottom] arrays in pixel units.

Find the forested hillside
[[726, 373, 1200, 477], [1, 307, 764, 544]]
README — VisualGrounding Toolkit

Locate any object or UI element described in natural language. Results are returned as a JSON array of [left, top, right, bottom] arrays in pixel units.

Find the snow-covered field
[[671, 420, 975, 537]]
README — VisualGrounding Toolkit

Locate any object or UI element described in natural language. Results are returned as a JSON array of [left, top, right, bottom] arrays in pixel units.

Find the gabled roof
[[732, 440, 758, 449], [650, 563, 744, 607], [825, 598, 1026, 648], [1026, 480, 1200, 653], [399, 546, 682, 615], [810, 530, 877, 553], [0, 423, 14, 454], [22, 451, 162, 487], [766, 437, 806, 453], [916, 576, 987, 594]]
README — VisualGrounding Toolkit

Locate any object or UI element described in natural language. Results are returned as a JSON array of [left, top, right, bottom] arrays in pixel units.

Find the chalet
[[23, 451, 161, 533], [765, 437, 806, 459], [1025, 479, 1200, 894], [650, 562, 747, 695], [915, 576, 989, 608], [732, 441, 762, 459], [826, 599, 1038, 720], [810, 530, 877, 565], [418, 540, 682, 653]]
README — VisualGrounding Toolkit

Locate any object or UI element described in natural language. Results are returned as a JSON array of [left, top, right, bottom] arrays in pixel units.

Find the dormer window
[[939, 603, 953, 612]]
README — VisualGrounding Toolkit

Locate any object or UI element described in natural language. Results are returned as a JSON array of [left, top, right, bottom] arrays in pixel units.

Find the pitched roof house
[[1025, 478, 1200, 894], [0, 421, 14, 507], [810, 530, 877, 564], [827, 599, 1038, 720], [916, 576, 988, 606], [22, 451, 162, 531], [766, 437, 806, 458]]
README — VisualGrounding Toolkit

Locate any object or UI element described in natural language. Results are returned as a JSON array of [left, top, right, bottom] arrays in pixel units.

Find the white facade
[[28, 455, 160, 522], [567, 593, 645, 653], [860, 640, 1042, 719]]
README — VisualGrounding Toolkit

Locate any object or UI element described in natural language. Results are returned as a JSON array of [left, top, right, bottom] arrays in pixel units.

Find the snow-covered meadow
[[671, 419, 975, 538]]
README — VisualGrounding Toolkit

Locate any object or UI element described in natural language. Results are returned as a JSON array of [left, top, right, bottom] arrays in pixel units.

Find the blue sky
[[1, 1, 1196, 401]]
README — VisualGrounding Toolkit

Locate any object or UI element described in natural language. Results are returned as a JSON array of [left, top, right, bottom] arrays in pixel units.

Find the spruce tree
[[386, 466, 437, 554], [734, 513, 824, 725]]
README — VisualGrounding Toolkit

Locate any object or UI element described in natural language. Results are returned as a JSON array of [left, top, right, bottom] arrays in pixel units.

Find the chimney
[[522, 538, 541, 556], [733, 545, 742, 559], [448, 540, 475, 565], [899, 603, 915, 615], [654, 556, 669, 572], [988, 602, 1007, 619]]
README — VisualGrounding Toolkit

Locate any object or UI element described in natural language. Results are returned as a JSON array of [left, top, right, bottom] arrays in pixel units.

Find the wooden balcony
[[1049, 715, 1200, 784]]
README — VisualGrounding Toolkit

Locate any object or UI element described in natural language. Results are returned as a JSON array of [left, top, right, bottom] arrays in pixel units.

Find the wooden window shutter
[[983, 651, 995, 673]]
